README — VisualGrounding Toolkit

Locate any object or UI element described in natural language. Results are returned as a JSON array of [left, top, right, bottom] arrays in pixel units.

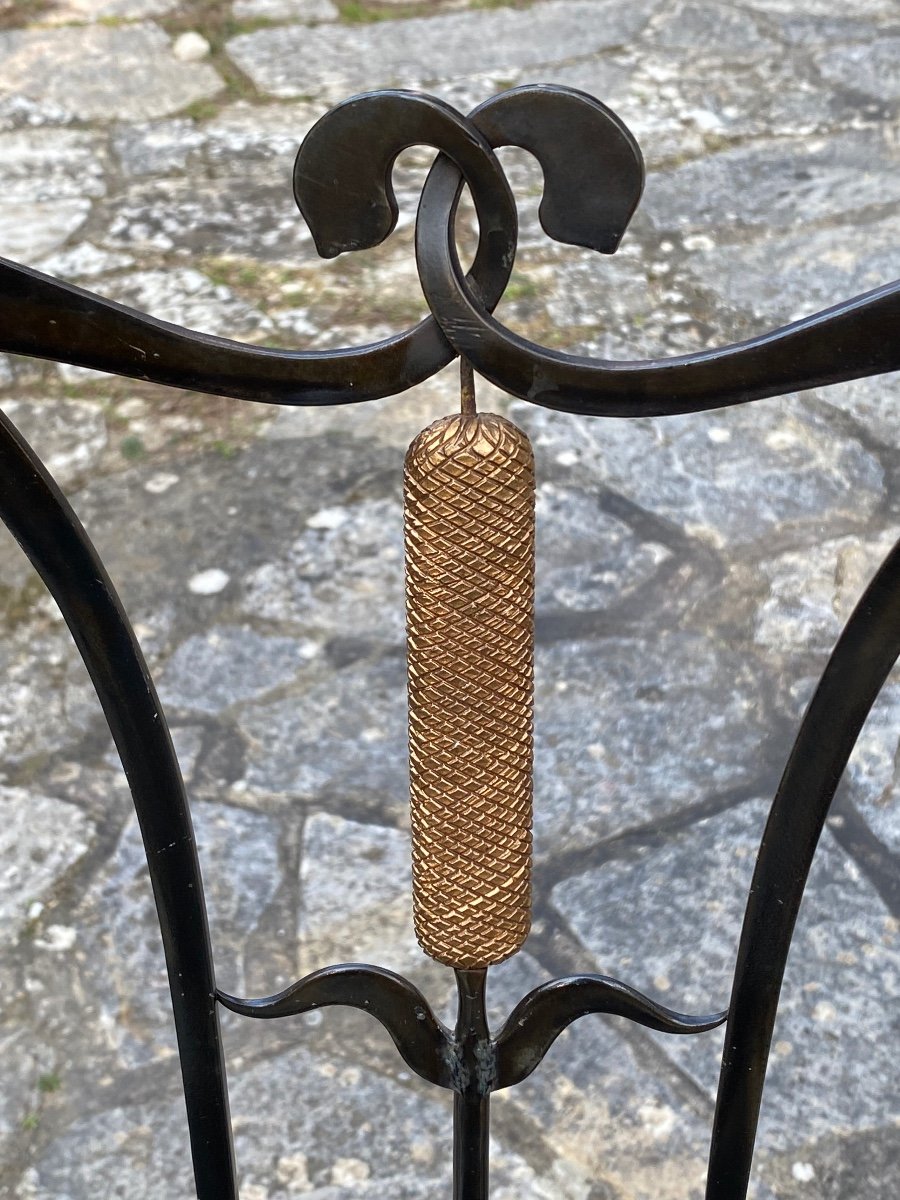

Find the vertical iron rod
[[453, 1093, 490, 1200], [460, 356, 477, 415], [706, 536, 900, 1199], [453, 969, 491, 1200], [0, 410, 238, 1199]]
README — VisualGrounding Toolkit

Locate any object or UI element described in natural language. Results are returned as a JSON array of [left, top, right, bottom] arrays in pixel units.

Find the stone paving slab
[[0, 787, 95, 940], [0, 23, 223, 122], [552, 801, 900, 1155], [0, 1, 897, 1198], [227, 2, 659, 103], [46, 1, 179, 19]]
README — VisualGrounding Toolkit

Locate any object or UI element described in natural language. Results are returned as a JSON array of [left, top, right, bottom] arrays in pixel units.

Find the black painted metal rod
[[0, 90, 520, 407], [494, 974, 726, 1091], [217, 964, 453, 1089], [706, 536, 900, 1200], [415, 140, 900, 416], [453, 970, 491, 1200], [454, 1093, 490, 1200], [6, 87, 900, 420], [0, 408, 238, 1200]]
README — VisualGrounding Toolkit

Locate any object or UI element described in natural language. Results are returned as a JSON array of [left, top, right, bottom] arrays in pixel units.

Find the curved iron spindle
[[0, 409, 237, 1200], [706, 537, 900, 1199]]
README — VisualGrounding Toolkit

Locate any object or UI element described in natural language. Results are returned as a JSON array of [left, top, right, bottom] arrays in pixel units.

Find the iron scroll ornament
[[0, 84, 897, 1200], [4, 84, 900, 407]]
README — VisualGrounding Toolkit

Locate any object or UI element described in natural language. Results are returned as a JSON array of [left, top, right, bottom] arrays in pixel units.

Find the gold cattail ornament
[[404, 362, 535, 970]]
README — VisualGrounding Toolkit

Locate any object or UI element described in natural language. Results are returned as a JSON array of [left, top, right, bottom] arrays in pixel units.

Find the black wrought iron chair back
[[1, 86, 898, 1200]]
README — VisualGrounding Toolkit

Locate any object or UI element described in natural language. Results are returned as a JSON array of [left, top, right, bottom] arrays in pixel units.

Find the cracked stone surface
[[227, 2, 659, 102], [158, 625, 315, 714], [237, 653, 409, 819], [0, 787, 95, 939], [232, 0, 338, 19], [646, 131, 900, 236], [18, 1041, 570, 1200], [532, 633, 769, 850], [512, 398, 885, 550], [46, 1, 179, 18], [0, 399, 107, 487], [754, 529, 900, 655], [494, 1015, 717, 1200], [70, 800, 283, 1068], [552, 802, 900, 1162], [0, 198, 92, 261], [0, 2, 898, 1198], [0, 24, 223, 123]]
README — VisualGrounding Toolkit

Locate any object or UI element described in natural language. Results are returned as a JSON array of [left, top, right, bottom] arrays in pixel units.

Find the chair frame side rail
[[0, 85, 898, 1200]]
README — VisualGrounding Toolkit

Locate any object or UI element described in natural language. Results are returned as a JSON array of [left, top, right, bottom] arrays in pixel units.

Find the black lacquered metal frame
[[1, 85, 898, 1199]]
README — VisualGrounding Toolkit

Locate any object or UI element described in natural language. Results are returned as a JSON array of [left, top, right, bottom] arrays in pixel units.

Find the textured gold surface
[[404, 411, 535, 969]]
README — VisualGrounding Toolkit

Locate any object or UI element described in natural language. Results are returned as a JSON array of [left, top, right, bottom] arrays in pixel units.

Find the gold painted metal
[[403, 367, 535, 969]]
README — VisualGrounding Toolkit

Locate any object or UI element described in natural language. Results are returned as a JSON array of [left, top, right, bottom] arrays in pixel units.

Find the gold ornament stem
[[404, 400, 536, 970], [460, 357, 476, 416]]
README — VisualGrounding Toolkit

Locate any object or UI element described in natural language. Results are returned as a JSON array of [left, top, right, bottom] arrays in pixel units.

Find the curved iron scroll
[[0, 86, 631, 405], [218, 964, 725, 1095], [414, 121, 900, 414], [1, 85, 899, 412], [493, 974, 726, 1091], [218, 965, 452, 1088], [1, 83, 899, 1200]]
